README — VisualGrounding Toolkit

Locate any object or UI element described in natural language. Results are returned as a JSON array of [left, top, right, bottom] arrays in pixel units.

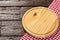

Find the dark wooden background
[[0, 0, 53, 40]]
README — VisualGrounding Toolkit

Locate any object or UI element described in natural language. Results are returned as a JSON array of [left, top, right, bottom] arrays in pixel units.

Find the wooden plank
[[0, 14, 21, 20], [0, 1, 52, 6], [1, 21, 25, 35], [1, 28, 24, 35], [1, 21, 23, 28], [0, 0, 20, 1], [0, 10, 20, 14], [0, 37, 20, 40], [0, 7, 21, 20], [7, 0, 19, 1], [0, 37, 13, 40], [13, 37, 20, 40], [0, 7, 20, 10], [1, 27, 24, 35], [5, 7, 20, 10]]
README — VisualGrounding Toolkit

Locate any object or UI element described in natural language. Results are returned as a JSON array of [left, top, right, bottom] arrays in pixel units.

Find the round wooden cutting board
[[22, 7, 58, 38]]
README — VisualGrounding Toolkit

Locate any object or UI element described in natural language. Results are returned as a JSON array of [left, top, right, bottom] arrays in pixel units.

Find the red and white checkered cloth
[[20, 0, 60, 40]]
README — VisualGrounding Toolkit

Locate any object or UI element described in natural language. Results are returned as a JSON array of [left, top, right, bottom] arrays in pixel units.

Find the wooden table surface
[[0, 0, 53, 40]]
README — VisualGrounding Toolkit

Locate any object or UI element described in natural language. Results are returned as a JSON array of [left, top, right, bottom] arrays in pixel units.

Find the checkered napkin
[[20, 0, 60, 40]]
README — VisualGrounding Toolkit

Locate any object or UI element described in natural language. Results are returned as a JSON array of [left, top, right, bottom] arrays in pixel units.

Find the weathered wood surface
[[1, 21, 24, 35], [0, 0, 52, 6], [0, 37, 20, 40], [0, 0, 52, 40]]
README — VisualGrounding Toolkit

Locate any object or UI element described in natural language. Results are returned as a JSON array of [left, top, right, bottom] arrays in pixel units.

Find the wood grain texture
[[0, 37, 20, 40], [0, 0, 52, 6], [0, 0, 53, 40], [1, 21, 24, 35], [0, 7, 21, 21]]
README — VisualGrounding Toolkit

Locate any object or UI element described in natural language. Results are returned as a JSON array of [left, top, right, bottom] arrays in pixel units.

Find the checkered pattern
[[20, 0, 60, 40]]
